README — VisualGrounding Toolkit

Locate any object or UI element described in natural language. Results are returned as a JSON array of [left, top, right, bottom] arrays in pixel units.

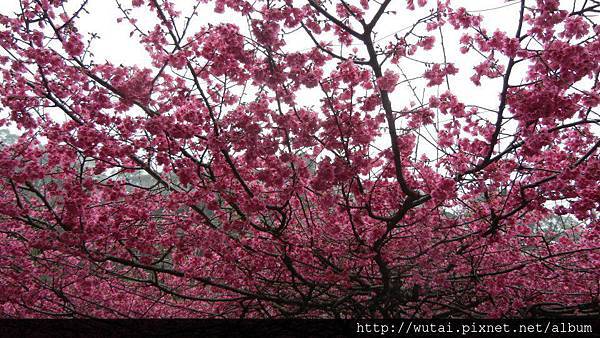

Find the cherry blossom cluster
[[0, 0, 598, 319]]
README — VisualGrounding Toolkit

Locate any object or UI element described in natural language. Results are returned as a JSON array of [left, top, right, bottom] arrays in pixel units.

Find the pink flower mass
[[377, 70, 400, 92], [0, 0, 598, 320]]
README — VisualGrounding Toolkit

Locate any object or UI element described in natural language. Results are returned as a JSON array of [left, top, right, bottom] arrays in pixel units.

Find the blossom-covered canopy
[[0, 0, 598, 318]]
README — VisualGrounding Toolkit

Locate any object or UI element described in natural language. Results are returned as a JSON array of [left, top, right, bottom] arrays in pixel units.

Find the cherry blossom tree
[[0, 0, 599, 318]]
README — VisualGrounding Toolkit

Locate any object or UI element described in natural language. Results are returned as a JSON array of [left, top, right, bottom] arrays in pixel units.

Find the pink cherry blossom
[[376, 69, 399, 92], [0, 0, 598, 320]]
